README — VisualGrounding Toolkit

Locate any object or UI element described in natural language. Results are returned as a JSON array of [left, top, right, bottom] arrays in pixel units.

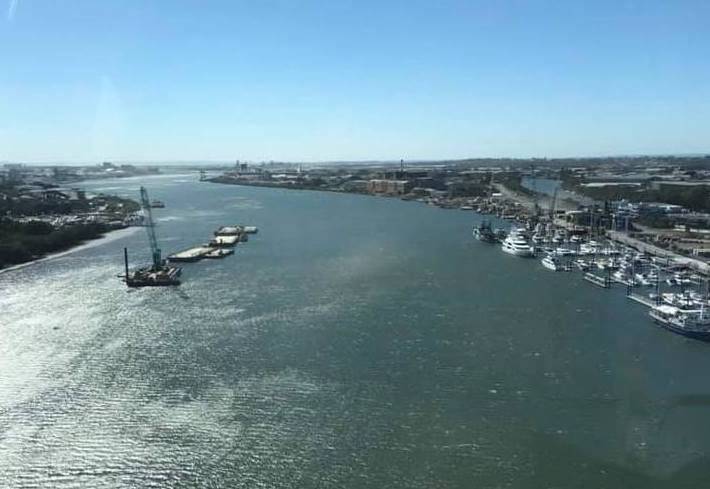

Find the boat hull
[[502, 246, 534, 257], [473, 232, 497, 243], [651, 314, 710, 342]]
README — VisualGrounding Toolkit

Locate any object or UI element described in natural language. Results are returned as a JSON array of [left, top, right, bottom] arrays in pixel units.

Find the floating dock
[[627, 292, 660, 308], [612, 276, 634, 287], [168, 246, 213, 262], [583, 272, 611, 288]]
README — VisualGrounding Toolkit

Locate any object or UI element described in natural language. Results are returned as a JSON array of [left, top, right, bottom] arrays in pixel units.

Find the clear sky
[[1, 0, 709, 163]]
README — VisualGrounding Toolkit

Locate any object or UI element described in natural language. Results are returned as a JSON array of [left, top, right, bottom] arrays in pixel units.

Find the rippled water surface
[[2, 174, 710, 488]]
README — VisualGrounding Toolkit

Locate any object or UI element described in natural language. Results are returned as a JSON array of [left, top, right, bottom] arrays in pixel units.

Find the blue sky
[[1, 0, 709, 163]]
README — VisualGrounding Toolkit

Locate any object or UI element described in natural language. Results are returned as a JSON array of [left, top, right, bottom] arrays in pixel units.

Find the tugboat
[[473, 220, 497, 243]]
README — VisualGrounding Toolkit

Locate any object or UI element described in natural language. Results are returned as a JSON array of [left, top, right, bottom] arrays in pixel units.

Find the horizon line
[[3, 152, 710, 167]]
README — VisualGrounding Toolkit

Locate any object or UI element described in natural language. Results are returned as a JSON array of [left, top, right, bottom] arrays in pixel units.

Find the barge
[[204, 248, 234, 259], [168, 246, 213, 262], [210, 235, 239, 247], [123, 247, 181, 287]]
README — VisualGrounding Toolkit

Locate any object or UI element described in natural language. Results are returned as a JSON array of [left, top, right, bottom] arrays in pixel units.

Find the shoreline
[[205, 178, 485, 205], [0, 226, 141, 275], [205, 177, 563, 217]]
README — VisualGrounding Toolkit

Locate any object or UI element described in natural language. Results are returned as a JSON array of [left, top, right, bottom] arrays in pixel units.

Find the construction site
[[121, 187, 258, 287]]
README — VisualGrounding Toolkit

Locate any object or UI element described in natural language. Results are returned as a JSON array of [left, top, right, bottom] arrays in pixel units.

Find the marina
[[474, 212, 710, 341]]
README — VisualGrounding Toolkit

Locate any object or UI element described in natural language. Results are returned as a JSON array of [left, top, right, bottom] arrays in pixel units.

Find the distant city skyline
[[2, 0, 709, 162]]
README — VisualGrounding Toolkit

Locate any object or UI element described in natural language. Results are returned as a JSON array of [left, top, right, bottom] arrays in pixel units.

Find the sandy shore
[[0, 226, 141, 276]]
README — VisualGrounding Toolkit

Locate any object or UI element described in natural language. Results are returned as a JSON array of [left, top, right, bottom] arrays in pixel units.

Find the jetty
[[583, 272, 611, 288], [627, 292, 658, 308]]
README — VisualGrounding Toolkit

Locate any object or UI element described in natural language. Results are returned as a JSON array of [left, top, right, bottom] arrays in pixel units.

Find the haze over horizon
[[2, 0, 709, 163], [5, 152, 710, 168]]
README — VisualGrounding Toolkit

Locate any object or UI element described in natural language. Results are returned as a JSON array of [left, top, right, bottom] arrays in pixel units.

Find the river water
[[1, 173, 709, 488]]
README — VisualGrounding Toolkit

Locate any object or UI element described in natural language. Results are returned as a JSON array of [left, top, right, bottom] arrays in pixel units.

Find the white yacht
[[612, 269, 629, 282], [553, 247, 576, 256], [579, 243, 599, 256], [635, 272, 658, 286], [541, 255, 562, 271], [501, 229, 534, 257]]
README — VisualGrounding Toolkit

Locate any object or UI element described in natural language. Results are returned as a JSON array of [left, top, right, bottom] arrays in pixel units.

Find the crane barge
[[122, 186, 182, 287]]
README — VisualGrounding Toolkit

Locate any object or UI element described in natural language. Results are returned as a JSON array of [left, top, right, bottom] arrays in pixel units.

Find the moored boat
[[649, 304, 710, 341], [541, 255, 562, 271], [501, 229, 534, 257], [473, 220, 497, 243], [204, 248, 234, 259]]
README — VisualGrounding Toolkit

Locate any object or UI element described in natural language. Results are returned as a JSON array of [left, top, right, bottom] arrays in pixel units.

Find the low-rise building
[[367, 179, 412, 195]]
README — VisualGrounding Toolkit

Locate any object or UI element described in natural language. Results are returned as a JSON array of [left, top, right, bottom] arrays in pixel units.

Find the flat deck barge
[[126, 266, 182, 287], [168, 246, 213, 262]]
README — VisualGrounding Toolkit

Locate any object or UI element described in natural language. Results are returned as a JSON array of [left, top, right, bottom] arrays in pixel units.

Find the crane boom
[[139, 186, 162, 269]]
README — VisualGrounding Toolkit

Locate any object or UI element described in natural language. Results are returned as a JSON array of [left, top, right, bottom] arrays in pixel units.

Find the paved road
[[608, 230, 710, 274]]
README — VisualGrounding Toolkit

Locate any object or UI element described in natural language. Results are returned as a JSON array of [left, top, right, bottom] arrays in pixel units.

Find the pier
[[583, 272, 611, 288], [627, 292, 658, 309]]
